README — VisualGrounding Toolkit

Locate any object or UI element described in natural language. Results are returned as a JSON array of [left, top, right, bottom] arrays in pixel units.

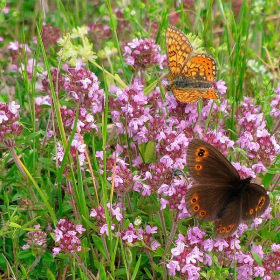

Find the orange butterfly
[[165, 25, 219, 103]]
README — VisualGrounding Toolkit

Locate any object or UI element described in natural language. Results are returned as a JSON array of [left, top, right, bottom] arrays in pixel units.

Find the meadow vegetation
[[0, 0, 279, 279]]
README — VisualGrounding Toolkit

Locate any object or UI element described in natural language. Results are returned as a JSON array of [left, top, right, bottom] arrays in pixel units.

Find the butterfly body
[[171, 76, 214, 90], [186, 139, 270, 238], [165, 26, 219, 103]]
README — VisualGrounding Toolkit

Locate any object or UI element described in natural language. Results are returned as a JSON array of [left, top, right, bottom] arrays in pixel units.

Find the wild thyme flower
[[96, 149, 134, 193], [158, 176, 188, 220], [35, 95, 51, 118], [41, 23, 61, 53], [270, 84, 280, 118], [123, 38, 165, 71], [59, 106, 98, 134], [65, 62, 104, 114], [252, 130, 279, 167], [202, 132, 235, 155], [41, 68, 67, 94], [90, 203, 122, 236], [231, 162, 256, 179], [157, 131, 188, 169], [7, 41, 32, 65], [167, 230, 207, 279], [235, 251, 267, 279], [234, 96, 279, 168], [169, 9, 180, 25], [167, 219, 278, 279], [121, 223, 139, 243], [107, 164, 134, 192], [54, 134, 86, 171], [236, 97, 266, 134], [120, 223, 160, 251], [22, 225, 47, 255], [138, 225, 160, 251], [214, 79, 227, 95], [0, 101, 23, 144], [52, 219, 85, 258], [143, 162, 174, 193], [88, 22, 111, 47], [236, 130, 279, 169], [263, 243, 280, 277], [109, 79, 151, 138]]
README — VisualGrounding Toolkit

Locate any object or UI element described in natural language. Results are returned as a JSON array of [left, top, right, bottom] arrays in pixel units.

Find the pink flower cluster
[[54, 134, 86, 170], [41, 23, 61, 53], [52, 219, 85, 257], [22, 225, 47, 255], [40, 62, 104, 136], [90, 203, 123, 236], [120, 223, 160, 251], [123, 38, 166, 71], [167, 227, 280, 279], [0, 101, 23, 144]]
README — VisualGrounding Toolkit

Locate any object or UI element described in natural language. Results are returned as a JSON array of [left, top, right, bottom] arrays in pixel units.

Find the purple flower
[[65, 63, 104, 114], [214, 79, 227, 94], [252, 245, 264, 258], [187, 227, 205, 245], [214, 239, 229, 251], [181, 263, 200, 279], [0, 101, 23, 143], [253, 266, 265, 277], [41, 68, 67, 94], [231, 162, 256, 179], [166, 260, 180, 276], [41, 23, 61, 53], [53, 134, 86, 172], [52, 219, 85, 258], [121, 224, 139, 243], [229, 238, 241, 250], [171, 239, 185, 256], [22, 225, 47, 255], [202, 239, 214, 252], [270, 88, 280, 117], [123, 38, 165, 70], [204, 253, 212, 265], [271, 243, 280, 252]]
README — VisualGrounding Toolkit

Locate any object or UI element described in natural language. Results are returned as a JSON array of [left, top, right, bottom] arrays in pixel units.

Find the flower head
[[123, 38, 165, 71], [52, 219, 85, 257]]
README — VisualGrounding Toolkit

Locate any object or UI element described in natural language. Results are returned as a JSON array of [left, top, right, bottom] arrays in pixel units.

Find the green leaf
[[131, 255, 142, 280], [17, 250, 33, 259], [252, 251, 263, 266], [92, 235, 107, 259]]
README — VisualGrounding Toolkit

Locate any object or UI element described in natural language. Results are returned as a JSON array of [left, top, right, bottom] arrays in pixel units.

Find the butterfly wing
[[186, 184, 237, 222], [171, 88, 218, 103], [214, 197, 242, 238], [182, 54, 217, 83], [170, 88, 202, 103], [166, 25, 193, 76], [179, 50, 218, 101], [187, 139, 240, 185], [241, 183, 270, 221]]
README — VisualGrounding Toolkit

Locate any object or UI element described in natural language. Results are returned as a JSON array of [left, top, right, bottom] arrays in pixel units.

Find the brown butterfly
[[186, 139, 270, 238]]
